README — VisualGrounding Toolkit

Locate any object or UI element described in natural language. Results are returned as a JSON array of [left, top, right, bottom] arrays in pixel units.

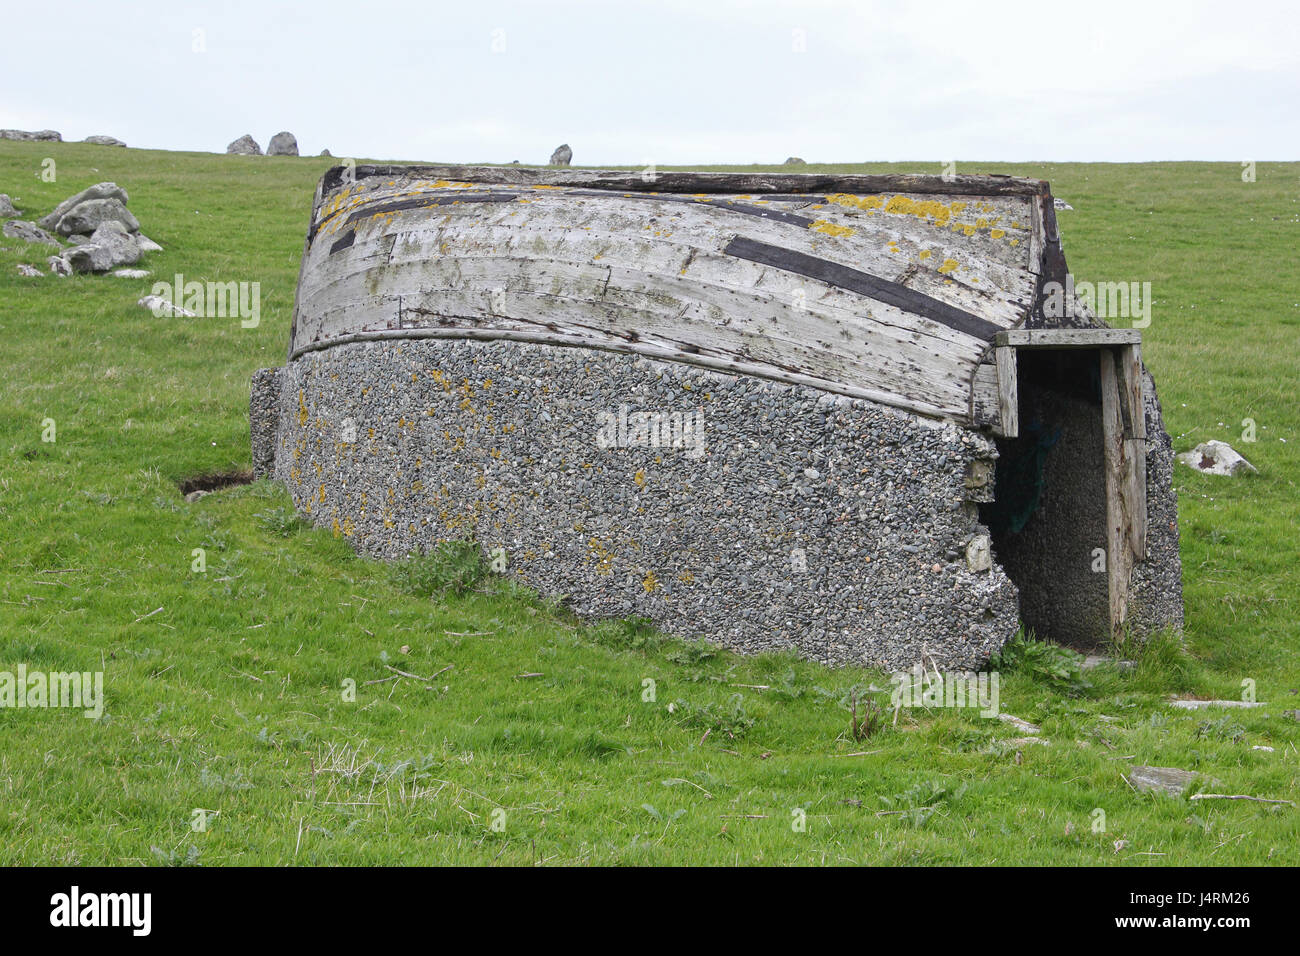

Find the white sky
[[6, 0, 1298, 164]]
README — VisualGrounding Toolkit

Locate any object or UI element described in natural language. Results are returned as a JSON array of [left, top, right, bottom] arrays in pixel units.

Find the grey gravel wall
[[253, 338, 1021, 671]]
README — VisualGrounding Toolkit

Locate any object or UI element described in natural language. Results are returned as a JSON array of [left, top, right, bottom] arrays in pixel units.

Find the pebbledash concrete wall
[[252, 338, 1023, 671]]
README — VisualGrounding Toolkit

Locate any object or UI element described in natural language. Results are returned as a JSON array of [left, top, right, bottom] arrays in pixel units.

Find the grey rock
[[1054, 197, 1073, 211], [0, 194, 17, 218], [112, 268, 151, 278], [82, 134, 126, 147], [38, 182, 129, 230], [997, 713, 1041, 734], [55, 197, 140, 236], [1126, 765, 1197, 796], [549, 144, 572, 166], [267, 131, 299, 156], [1177, 440, 1257, 476], [1169, 698, 1265, 710], [0, 129, 61, 142], [138, 294, 196, 317], [783, 156, 806, 165], [137, 234, 163, 253], [16, 263, 43, 277], [319, 148, 332, 157], [67, 234, 90, 245], [64, 220, 140, 273], [3, 219, 61, 246], [47, 255, 71, 276], [226, 134, 262, 155]]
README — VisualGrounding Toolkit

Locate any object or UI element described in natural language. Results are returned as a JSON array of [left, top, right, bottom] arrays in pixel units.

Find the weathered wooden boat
[[252, 165, 1183, 669]]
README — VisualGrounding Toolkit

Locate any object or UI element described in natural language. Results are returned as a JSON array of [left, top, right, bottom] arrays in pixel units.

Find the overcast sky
[[6, 0, 1297, 164]]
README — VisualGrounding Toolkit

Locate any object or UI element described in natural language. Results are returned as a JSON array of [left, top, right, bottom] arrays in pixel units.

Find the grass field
[[1, 143, 1297, 865]]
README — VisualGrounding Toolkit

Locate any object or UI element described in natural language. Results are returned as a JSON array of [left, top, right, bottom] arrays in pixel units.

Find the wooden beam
[[995, 328, 1142, 349], [994, 346, 1019, 438], [1100, 348, 1149, 632]]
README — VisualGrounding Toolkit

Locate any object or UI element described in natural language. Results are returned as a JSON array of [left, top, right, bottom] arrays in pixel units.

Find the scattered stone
[[64, 220, 140, 273], [1283, 710, 1300, 721], [16, 263, 43, 277], [67, 234, 89, 245], [1170, 698, 1265, 710], [136, 234, 163, 253], [1251, 745, 1274, 752], [549, 144, 572, 166], [184, 490, 210, 503], [965, 534, 992, 572], [47, 255, 71, 276], [1054, 198, 1073, 210], [138, 294, 196, 317], [226, 134, 262, 155], [3, 219, 61, 246], [1083, 654, 1136, 671], [783, 156, 806, 165], [82, 134, 126, 147], [0, 194, 17, 218], [267, 131, 299, 156], [1177, 440, 1257, 476], [0, 129, 61, 142], [38, 182, 129, 231], [319, 148, 332, 157], [510, 159, 520, 164], [1005, 736, 1049, 747], [997, 713, 1040, 734], [55, 197, 140, 236], [112, 268, 151, 278], [1127, 765, 1197, 795]]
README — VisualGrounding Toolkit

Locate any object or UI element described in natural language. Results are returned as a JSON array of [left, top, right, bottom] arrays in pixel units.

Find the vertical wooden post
[[1100, 345, 1148, 635], [994, 346, 1019, 439]]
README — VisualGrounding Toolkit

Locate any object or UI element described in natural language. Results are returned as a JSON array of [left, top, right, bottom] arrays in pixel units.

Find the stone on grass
[[38, 182, 129, 230], [138, 294, 196, 317], [0, 194, 17, 218], [47, 255, 72, 276], [0, 129, 61, 141], [82, 134, 126, 147], [1177, 440, 1257, 476], [1170, 698, 1265, 710], [64, 220, 140, 273], [3, 219, 61, 246], [1054, 198, 1073, 211], [320, 148, 332, 157], [267, 131, 299, 156], [1127, 765, 1197, 795], [997, 713, 1041, 734], [137, 234, 163, 253], [113, 268, 151, 278], [16, 263, 43, 277], [549, 143, 572, 165], [783, 156, 806, 165], [226, 134, 261, 155], [55, 197, 139, 236]]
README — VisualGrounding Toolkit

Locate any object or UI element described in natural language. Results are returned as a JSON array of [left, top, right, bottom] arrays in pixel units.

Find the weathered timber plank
[[996, 328, 1142, 348], [994, 346, 1019, 438]]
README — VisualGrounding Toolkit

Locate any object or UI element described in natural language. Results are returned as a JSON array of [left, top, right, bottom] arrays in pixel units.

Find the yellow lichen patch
[[810, 219, 855, 238], [825, 193, 885, 213], [991, 229, 1006, 239], [297, 391, 309, 426], [950, 202, 968, 213], [588, 539, 614, 576], [677, 569, 695, 584], [319, 484, 326, 503], [634, 469, 646, 488], [642, 570, 658, 593], [1009, 238, 1020, 247], [938, 258, 959, 275], [882, 195, 960, 227], [962, 226, 976, 236], [919, 249, 932, 260]]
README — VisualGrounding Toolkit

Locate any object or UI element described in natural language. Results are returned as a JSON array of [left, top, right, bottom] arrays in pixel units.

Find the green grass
[[2, 144, 1297, 865]]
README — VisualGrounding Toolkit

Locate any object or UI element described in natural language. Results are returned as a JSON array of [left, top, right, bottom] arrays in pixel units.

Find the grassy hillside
[[1, 143, 1296, 865]]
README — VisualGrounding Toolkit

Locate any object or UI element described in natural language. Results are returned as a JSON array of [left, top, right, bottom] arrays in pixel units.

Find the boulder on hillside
[[1177, 440, 1257, 476], [267, 131, 299, 156], [137, 234, 163, 253], [0, 129, 61, 142], [3, 220, 61, 246], [63, 220, 140, 273], [549, 143, 572, 166], [226, 134, 262, 155], [16, 263, 43, 277], [56, 197, 140, 236], [38, 182, 129, 231], [0, 194, 17, 218], [47, 254, 72, 276], [82, 134, 127, 147], [783, 156, 806, 165], [319, 148, 332, 157]]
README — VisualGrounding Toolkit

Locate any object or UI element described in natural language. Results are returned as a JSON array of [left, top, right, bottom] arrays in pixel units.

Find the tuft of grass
[[989, 631, 1091, 695], [389, 540, 488, 598]]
